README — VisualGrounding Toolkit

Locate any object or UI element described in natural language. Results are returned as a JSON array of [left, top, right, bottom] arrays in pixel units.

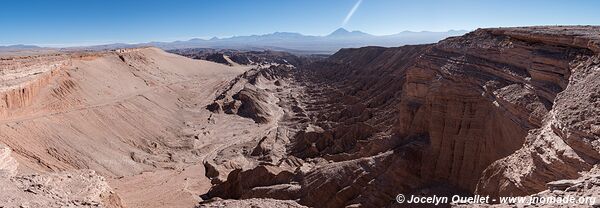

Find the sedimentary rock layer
[[0, 47, 250, 207], [2, 26, 599, 208], [204, 26, 600, 207]]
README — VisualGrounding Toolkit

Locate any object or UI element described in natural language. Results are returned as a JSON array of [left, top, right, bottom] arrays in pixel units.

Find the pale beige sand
[[0, 47, 262, 207]]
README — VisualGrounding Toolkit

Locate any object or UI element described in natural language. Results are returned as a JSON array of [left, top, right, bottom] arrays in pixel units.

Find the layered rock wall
[[0, 55, 69, 117], [204, 26, 600, 207]]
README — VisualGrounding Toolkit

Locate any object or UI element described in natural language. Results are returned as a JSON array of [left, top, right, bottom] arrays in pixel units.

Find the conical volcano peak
[[327, 28, 372, 37]]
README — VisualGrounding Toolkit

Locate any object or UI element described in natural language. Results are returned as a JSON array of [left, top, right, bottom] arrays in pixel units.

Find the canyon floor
[[1, 26, 600, 208]]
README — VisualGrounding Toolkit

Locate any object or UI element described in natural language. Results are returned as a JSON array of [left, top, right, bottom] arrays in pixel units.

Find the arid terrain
[[1, 26, 600, 208]]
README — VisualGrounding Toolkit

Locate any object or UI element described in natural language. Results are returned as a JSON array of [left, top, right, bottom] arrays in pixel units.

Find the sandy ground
[[0, 48, 263, 207]]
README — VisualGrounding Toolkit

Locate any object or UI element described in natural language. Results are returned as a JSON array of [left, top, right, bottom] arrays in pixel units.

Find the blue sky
[[1, 0, 599, 46]]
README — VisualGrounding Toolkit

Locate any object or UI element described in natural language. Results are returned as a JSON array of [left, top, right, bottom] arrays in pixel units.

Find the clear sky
[[1, 0, 599, 46]]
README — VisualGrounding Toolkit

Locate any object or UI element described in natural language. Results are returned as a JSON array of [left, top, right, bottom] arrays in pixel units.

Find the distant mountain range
[[0, 44, 42, 51], [0, 44, 59, 56], [1, 28, 470, 54], [140, 28, 468, 54]]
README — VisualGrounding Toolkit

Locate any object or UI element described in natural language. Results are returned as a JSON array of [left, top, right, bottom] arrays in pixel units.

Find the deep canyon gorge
[[1, 26, 600, 207]]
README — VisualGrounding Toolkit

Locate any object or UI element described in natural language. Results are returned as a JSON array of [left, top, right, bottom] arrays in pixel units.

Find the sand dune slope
[[0, 47, 254, 207]]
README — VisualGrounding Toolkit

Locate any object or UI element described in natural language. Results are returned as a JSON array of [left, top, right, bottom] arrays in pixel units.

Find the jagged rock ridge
[[202, 26, 600, 207], [1, 26, 599, 208]]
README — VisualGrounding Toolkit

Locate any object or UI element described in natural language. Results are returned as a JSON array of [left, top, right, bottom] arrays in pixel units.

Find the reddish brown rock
[[204, 26, 600, 207], [204, 164, 299, 200], [198, 198, 307, 208]]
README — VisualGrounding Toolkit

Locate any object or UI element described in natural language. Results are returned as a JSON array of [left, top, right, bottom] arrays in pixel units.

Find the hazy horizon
[[0, 28, 471, 48], [1, 0, 600, 46]]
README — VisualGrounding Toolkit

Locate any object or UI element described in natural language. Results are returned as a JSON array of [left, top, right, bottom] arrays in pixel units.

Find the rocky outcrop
[[169, 48, 323, 67], [204, 53, 232, 66], [234, 85, 277, 123], [0, 169, 124, 208], [538, 169, 600, 207], [476, 51, 600, 198], [207, 65, 292, 123], [302, 26, 600, 201], [203, 26, 600, 207], [0, 55, 69, 117], [204, 164, 300, 200], [456, 166, 600, 207], [198, 198, 307, 208], [0, 145, 123, 207], [0, 144, 18, 177], [468, 27, 600, 197]]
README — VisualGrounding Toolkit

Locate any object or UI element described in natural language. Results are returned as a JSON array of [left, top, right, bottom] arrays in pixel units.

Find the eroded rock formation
[[2, 26, 599, 208], [198, 198, 307, 208], [0, 144, 123, 207], [203, 26, 600, 207]]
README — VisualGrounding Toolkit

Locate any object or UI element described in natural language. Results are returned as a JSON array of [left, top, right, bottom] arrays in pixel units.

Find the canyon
[[0, 26, 599, 208]]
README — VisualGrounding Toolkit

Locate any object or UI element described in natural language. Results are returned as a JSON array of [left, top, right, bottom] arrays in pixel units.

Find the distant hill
[[1, 28, 469, 54], [0, 44, 58, 57], [138, 28, 469, 54], [0, 44, 42, 51], [326, 28, 374, 38]]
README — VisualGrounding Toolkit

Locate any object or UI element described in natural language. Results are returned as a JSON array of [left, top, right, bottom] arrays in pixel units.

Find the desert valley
[[3, 1, 600, 208], [1, 25, 600, 208]]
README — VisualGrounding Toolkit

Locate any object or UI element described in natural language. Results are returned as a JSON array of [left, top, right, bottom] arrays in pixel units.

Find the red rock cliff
[[205, 26, 600, 207]]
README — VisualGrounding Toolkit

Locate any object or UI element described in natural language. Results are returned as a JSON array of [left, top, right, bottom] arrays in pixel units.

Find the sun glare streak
[[342, 0, 363, 27]]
